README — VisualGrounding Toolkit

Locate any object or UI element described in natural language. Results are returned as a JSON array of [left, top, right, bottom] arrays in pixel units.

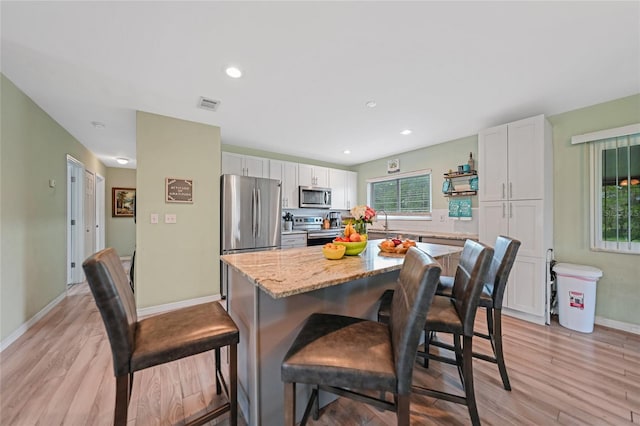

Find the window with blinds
[[368, 170, 431, 215], [591, 132, 640, 253]]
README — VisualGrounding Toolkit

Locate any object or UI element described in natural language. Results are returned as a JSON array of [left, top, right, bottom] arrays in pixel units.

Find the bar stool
[[377, 239, 493, 426], [83, 248, 238, 426], [433, 235, 521, 390], [281, 247, 442, 425]]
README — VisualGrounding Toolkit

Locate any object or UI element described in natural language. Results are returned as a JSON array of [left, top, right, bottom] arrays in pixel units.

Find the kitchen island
[[220, 239, 462, 426]]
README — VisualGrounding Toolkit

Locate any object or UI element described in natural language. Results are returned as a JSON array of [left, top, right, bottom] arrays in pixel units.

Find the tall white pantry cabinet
[[478, 114, 553, 325]]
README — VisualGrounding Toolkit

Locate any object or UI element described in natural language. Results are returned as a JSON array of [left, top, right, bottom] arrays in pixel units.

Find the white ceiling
[[1, 1, 639, 169]]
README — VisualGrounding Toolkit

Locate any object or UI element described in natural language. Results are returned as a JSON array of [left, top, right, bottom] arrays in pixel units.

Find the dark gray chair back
[[487, 236, 521, 308], [451, 240, 494, 336], [389, 247, 442, 394], [83, 248, 138, 376]]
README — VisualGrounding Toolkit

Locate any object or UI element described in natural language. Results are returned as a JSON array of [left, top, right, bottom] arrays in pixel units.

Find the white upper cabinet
[[221, 152, 269, 178], [329, 169, 347, 210], [299, 164, 329, 187], [329, 169, 358, 210], [270, 160, 299, 209], [346, 171, 358, 210], [478, 115, 547, 201]]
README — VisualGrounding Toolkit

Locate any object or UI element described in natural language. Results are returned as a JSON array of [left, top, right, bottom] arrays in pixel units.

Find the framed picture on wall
[[112, 187, 136, 217], [387, 159, 400, 174]]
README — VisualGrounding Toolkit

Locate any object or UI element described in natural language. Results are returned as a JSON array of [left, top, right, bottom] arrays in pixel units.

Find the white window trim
[[366, 169, 432, 219], [588, 130, 640, 254], [572, 123, 640, 145]]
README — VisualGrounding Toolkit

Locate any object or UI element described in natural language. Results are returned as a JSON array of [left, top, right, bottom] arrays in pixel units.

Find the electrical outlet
[[150, 213, 159, 224], [165, 214, 177, 224]]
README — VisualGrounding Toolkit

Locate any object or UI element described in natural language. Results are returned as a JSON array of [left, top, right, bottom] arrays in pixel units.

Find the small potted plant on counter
[[283, 212, 293, 232]]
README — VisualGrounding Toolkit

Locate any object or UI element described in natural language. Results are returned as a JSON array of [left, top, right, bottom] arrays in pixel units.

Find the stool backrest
[[389, 247, 441, 394], [451, 240, 494, 337], [83, 248, 138, 376], [487, 236, 521, 308]]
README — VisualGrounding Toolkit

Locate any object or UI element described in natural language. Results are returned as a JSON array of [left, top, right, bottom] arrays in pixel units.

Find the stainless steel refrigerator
[[220, 174, 282, 297]]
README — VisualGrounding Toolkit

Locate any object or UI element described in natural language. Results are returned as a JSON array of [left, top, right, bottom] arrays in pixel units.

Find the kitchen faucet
[[378, 210, 388, 231]]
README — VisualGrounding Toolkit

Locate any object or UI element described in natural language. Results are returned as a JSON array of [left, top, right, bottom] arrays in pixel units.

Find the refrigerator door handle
[[256, 188, 261, 238], [252, 188, 257, 239]]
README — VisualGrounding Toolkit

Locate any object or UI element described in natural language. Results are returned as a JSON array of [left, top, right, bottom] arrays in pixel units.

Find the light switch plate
[[150, 213, 159, 224], [165, 214, 177, 224]]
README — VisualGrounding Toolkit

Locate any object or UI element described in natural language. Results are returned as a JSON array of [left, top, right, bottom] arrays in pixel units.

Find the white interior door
[[66, 155, 85, 285], [95, 174, 105, 251]]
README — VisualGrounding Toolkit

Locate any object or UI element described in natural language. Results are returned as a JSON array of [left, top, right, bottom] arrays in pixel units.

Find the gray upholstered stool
[[83, 248, 239, 426], [433, 235, 521, 390], [281, 247, 442, 425]]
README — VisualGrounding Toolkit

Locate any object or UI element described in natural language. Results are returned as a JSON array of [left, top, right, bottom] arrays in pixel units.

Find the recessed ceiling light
[[225, 66, 243, 78], [400, 129, 412, 135], [344, 150, 351, 155], [116, 158, 129, 165], [91, 121, 105, 129], [365, 101, 377, 108]]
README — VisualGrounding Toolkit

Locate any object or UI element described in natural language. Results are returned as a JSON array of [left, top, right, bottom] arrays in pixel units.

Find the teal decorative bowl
[[333, 240, 367, 255]]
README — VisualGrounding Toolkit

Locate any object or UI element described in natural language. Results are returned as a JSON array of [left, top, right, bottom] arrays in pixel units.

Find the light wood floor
[[1, 282, 638, 425]]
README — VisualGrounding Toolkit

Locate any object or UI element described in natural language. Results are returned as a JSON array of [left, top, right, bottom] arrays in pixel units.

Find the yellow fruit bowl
[[322, 244, 346, 260], [333, 240, 367, 256]]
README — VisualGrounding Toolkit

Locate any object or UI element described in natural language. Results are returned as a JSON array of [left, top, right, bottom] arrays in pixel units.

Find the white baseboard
[[595, 316, 640, 335], [137, 294, 223, 318], [0, 291, 66, 352], [502, 308, 547, 326]]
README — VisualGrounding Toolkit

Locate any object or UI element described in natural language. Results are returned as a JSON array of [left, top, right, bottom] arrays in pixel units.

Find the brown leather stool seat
[[83, 248, 239, 426], [433, 236, 521, 390], [282, 247, 442, 426]]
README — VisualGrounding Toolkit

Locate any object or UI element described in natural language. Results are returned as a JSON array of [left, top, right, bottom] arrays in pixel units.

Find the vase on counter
[[354, 221, 367, 236]]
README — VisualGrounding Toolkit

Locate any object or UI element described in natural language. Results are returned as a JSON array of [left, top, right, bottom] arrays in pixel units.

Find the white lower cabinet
[[281, 233, 307, 249], [480, 199, 548, 322], [505, 256, 545, 317]]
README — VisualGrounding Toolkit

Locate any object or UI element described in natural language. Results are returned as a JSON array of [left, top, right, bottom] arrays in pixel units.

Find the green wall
[[136, 111, 221, 308], [106, 167, 136, 256], [550, 94, 640, 325], [354, 135, 478, 210], [0, 74, 106, 341]]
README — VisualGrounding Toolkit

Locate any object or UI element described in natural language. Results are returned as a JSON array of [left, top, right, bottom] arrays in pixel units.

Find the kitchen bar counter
[[367, 228, 478, 242], [220, 239, 461, 299], [220, 240, 462, 425]]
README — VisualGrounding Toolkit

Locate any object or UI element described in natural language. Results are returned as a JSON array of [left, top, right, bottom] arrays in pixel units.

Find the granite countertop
[[367, 229, 478, 241], [220, 239, 462, 299]]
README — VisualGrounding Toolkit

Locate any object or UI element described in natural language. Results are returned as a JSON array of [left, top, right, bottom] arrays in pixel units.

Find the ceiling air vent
[[198, 97, 221, 112]]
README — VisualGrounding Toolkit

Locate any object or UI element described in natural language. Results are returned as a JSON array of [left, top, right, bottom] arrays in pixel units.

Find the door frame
[[66, 155, 85, 285], [95, 173, 106, 252]]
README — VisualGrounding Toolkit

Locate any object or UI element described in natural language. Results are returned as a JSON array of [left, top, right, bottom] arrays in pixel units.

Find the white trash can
[[554, 263, 603, 333]]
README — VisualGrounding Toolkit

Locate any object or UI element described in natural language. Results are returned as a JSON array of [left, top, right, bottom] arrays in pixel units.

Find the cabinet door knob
[[502, 183, 505, 199]]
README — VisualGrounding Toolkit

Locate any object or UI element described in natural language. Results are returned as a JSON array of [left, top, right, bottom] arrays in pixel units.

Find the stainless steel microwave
[[299, 186, 331, 209]]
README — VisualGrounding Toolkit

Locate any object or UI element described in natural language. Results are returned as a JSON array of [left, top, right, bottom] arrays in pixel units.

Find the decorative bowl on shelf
[[322, 244, 346, 260], [333, 240, 367, 256]]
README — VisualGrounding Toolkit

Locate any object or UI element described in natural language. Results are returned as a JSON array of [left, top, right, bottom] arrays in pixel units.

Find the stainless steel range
[[292, 216, 342, 246]]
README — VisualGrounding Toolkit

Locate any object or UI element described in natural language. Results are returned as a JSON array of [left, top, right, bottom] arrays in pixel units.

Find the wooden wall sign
[[166, 178, 193, 203]]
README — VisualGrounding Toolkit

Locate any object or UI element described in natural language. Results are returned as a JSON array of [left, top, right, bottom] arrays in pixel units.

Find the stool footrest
[[411, 385, 467, 406], [321, 385, 396, 413]]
